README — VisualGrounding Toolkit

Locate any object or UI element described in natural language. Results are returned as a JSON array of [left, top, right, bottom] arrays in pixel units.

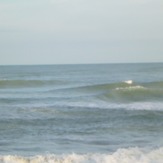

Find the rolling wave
[[0, 147, 163, 163], [1, 80, 163, 107], [49, 80, 163, 92], [48, 80, 163, 102], [0, 79, 64, 88], [1, 78, 163, 91]]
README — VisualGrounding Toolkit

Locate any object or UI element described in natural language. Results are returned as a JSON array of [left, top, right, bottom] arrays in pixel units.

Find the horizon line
[[0, 61, 162, 66]]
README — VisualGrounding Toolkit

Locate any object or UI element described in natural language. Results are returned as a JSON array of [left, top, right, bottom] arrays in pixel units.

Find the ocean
[[0, 63, 163, 163]]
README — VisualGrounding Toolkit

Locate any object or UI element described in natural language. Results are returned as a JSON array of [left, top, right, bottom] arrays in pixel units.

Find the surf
[[1, 147, 163, 163]]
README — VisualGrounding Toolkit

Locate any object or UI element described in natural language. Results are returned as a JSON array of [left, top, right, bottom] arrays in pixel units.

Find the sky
[[0, 0, 163, 65]]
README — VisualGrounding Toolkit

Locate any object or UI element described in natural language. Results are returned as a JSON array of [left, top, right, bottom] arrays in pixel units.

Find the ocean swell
[[0, 79, 64, 88]]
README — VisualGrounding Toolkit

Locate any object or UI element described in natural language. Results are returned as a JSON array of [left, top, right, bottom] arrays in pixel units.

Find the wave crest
[[124, 80, 133, 84]]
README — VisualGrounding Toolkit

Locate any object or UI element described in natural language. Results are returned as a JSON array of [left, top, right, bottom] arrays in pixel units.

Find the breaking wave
[[74, 80, 163, 102], [1, 147, 163, 163]]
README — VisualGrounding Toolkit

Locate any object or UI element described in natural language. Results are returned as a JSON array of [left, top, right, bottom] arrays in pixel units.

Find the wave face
[[1, 147, 163, 163], [0, 63, 163, 158]]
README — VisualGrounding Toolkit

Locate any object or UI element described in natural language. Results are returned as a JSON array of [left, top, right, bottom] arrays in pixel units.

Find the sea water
[[0, 63, 163, 163]]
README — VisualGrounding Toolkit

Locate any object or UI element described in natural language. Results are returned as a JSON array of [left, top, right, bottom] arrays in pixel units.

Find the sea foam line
[[1, 147, 163, 163]]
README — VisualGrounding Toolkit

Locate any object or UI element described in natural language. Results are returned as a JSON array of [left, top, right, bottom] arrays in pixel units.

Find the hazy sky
[[0, 0, 163, 65]]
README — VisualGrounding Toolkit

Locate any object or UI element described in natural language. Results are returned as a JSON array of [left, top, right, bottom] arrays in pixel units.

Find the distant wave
[[1, 78, 163, 91], [1, 80, 163, 106], [67, 81, 163, 103], [49, 80, 163, 93], [0, 79, 64, 88], [0, 147, 163, 163]]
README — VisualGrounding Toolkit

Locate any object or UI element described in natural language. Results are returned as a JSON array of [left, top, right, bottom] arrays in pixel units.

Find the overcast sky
[[0, 0, 163, 65]]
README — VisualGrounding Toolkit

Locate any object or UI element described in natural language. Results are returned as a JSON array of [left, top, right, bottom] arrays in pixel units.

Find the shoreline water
[[1, 147, 163, 163]]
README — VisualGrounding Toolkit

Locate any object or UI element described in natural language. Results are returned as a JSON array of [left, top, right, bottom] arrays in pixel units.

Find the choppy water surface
[[0, 63, 163, 163]]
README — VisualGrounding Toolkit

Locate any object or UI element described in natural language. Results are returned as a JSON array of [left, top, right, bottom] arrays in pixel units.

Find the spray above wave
[[124, 80, 133, 84], [1, 147, 163, 163]]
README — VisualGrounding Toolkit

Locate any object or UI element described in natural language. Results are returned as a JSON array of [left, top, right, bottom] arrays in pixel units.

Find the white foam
[[52, 100, 163, 111], [1, 147, 163, 163], [124, 80, 133, 84], [108, 102, 163, 111], [115, 85, 145, 91]]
